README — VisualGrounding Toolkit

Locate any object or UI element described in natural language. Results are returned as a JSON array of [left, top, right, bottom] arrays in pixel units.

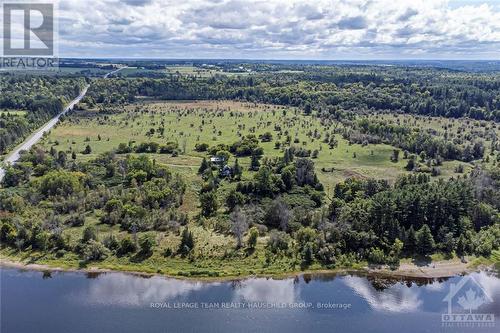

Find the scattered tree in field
[[230, 207, 248, 248], [406, 156, 416, 171], [249, 153, 260, 171], [390, 149, 400, 162], [82, 226, 97, 243], [232, 158, 243, 180], [119, 236, 137, 255], [264, 198, 292, 231], [82, 144, 92, 154], [200, 191, 218, 217], [179, 227, 194, 255], [139, 233, 156, 256], [247, 227, 258, 250], [198, 157, 209, 174]]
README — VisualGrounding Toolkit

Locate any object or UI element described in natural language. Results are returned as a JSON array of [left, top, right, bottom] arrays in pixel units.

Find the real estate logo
[[1, 1, 58, 70], [442, 275, 495, 329]]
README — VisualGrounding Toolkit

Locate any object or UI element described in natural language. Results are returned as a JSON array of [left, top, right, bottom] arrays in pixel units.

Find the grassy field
[[1, 99, 495, 278], [45, 100, 475, 189], [41, 100, 483, 214]]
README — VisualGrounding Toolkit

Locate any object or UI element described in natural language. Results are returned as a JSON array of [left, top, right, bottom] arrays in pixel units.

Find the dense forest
[[0, 75, 86, 154], [90, 65, 500, 120]]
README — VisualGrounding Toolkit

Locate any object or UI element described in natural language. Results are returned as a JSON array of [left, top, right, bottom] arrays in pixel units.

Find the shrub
[[368, 247, 386, 265], [259, 132, 273, 142], [159, 142, 178, 154], [83, 240, 109, 261], [103, 234, 119, 251], [36, 171, 84, 197], [194, 143, 209, 152], [116, 143, 132, 154], [266, 230, 290, 253], [247, 227, 259, 250], [67, 214, 85, 227], [82, 226, 97, 243], [139, 233, 156, 255], [119, 236, 137, 255]]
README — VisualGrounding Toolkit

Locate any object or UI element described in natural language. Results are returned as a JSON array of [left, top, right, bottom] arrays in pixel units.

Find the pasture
[[43, 100, 479, 209], [4, 100, 496, 278]]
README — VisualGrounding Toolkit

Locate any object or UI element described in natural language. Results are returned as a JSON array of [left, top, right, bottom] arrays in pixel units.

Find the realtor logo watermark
[[442, 275, 495, 329], [1, 1, 58, 70]]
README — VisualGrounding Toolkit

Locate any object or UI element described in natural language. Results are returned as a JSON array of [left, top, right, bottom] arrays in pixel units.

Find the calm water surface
[[1, 268, 499, 333]]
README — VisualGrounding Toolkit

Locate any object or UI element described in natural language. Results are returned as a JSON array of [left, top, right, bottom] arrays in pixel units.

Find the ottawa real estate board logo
[[1, 1, 58, 71], [442, 275, 495, 328]]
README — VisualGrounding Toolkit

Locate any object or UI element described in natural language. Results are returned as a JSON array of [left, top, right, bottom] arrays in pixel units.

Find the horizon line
[[60, 57, 500, 61]]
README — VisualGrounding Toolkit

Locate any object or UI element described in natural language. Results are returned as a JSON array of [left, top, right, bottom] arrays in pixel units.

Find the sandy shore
[[367, 260, 474, 278], [0, 256, 487, 281]]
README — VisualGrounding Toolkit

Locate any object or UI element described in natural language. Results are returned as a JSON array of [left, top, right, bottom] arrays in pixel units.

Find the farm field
[[3, 98, 494, 278], [45, 100, 479, 197], [2, 63, 499, 281]]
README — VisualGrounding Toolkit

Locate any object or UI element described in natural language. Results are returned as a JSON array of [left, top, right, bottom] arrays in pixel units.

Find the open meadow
[[44, 99, 483, 203]]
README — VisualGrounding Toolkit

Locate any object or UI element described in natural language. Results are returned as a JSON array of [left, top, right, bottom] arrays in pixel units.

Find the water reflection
[[232, 278, 298, 303], [343, 276, 423, 313], [73, 273, 219, 307], [2, 267, 500, 333], [465, 271, 500, 315], [48, 269, 500, 315]]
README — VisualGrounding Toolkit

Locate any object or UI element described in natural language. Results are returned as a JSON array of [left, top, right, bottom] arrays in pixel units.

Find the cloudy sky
[[45, 0, 500, 59]]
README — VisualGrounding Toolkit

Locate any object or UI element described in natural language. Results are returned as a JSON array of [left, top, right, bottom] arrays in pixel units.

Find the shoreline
[[0, 256, 486, 282]]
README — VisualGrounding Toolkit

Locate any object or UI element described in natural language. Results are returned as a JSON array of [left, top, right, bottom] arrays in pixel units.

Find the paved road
[[103, 66, 126, 78], [0, 85, 89, 181], [0, 67, 126, 182]]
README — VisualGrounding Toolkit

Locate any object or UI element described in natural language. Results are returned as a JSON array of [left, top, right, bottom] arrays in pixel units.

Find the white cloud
[[343, 276, 423, 313], [71, 273, 218, 307], [47, 0, 500, 58], [232, 278, 299, 303]]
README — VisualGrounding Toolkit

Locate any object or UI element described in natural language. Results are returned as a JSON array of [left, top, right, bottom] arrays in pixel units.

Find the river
[[1, 268, 498, 333]]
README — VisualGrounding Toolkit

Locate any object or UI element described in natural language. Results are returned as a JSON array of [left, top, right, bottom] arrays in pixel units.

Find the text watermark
[[1, 1, 58, 71]]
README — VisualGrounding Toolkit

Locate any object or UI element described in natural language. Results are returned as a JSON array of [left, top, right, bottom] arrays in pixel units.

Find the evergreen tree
[[226, 189, 245, 211], [179, 227, 194, 255], [416, 224, 435, 255], [250, 153, 260, 171], [405, 156, 416, 171], [406, 226, 417, 253], [456, 234, 467, 257], [233, 158, 243, 180], [200, 190, 218, 217], [247, 227, 258, 250], [198, 157, 209, 174], [283, 148, 293, 164], [82, 144, 92, 155]]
